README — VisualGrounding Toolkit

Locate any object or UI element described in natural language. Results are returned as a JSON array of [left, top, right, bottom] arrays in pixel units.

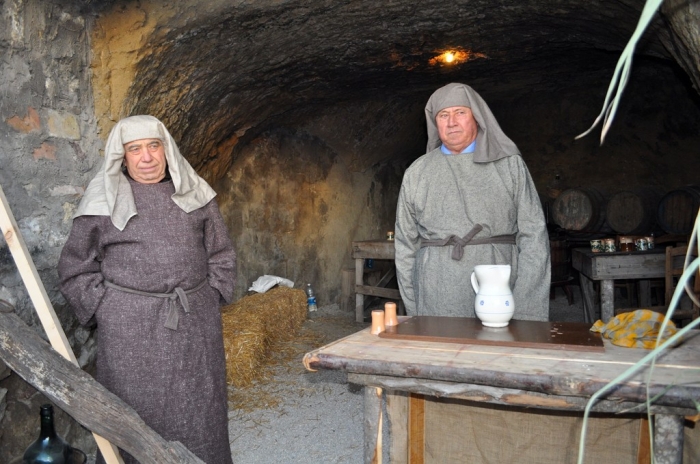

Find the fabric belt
[[104, 279, 208, 330], [420, 224, 516, 261]]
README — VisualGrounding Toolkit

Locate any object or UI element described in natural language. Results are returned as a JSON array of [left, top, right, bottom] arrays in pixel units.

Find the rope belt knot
[[104, 279, 208, 330], [420, 224, 517, 260]]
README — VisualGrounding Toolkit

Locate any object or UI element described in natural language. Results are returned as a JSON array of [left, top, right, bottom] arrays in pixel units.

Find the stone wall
[[217, 98, 425, 303], [0, 0, 102, 460]]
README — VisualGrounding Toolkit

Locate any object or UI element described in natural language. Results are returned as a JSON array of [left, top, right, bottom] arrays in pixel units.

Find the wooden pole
[[637, 417, 651, 464], [0, 184, 124, 464], [376, 387, 383, 464], [364, 386, 383, 463], [408, 393, 425, 464], [0, 309, 204, 463]]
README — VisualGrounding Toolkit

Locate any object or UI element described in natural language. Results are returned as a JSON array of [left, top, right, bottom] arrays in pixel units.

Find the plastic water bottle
[[306, 283, 318, 312]]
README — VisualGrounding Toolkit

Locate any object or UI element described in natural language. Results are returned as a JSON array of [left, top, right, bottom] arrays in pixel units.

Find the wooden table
[[351, 240, 402, 323], [571, 247, 666, 323], [303, 319, 700, 464]]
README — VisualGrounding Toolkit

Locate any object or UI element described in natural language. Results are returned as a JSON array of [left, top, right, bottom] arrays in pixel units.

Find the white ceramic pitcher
[[470, 264, 515, 327]]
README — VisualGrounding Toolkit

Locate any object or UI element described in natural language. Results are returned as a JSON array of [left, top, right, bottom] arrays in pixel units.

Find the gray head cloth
[[425, 83, 520, 163], [74, 115, 216, 230]]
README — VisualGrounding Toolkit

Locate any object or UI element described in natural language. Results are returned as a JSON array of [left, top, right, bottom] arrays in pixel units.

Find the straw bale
[[221, 307, 267, 387], [221, 286, 307, 388]]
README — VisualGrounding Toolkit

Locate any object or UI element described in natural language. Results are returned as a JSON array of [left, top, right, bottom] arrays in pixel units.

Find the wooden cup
[[384, 302, 398, 326], [371, 310, 385, 335]]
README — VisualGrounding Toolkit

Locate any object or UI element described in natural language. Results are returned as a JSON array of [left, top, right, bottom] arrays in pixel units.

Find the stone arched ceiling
[[88, 0, 698, 182]]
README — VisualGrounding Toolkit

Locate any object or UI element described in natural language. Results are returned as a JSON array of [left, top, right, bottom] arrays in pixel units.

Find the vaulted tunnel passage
[[2, 0, 700, 460], [88, 0, 700, 304]]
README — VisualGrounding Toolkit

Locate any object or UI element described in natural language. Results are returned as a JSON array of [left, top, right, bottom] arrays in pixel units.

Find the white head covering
[[425, 83, 520, 163], [74, 115, 216, 230]]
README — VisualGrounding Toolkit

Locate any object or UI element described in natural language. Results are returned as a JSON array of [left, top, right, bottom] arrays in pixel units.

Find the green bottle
[[22, 404, 71, 464]]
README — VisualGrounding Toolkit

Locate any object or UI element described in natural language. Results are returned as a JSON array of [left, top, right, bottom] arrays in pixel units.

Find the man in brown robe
[[58, 115, 236, 464]]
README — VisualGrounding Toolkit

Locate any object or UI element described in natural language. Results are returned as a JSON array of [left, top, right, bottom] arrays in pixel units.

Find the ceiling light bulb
[[445, 52, 455, 63]]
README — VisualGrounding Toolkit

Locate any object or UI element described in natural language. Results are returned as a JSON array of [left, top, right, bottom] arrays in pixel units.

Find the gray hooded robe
[[58, 115, 236, 464], [395, 83, 550, 320]]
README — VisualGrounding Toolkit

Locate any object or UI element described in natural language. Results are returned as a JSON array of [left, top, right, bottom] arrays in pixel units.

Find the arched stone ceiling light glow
[[86, 0, 700, 186], [429, 49, 488, 66]]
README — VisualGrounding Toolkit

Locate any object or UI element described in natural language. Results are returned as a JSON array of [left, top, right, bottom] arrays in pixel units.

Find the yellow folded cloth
[[590, 310, 677, 349]]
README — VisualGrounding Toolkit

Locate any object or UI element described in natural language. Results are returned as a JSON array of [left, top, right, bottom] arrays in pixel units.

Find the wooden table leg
[[563, 285, 574, 305], [653, 414, 684, 464], [601, 279, 614, 323], [364, 386, 383, 464], [408, 393, 425, 464], [636, 417, 651, 464], [356, 258, 365, 323], [638, 280, 651, 308], [578, 274, 597, 324]]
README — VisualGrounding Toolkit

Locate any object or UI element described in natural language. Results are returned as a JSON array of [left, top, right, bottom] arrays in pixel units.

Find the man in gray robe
[[58, 115, 236, 464], [395, 83, 550, 320]]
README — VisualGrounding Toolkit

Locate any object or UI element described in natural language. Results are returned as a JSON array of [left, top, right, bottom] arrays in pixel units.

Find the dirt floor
[[227, 304, 367, 463]]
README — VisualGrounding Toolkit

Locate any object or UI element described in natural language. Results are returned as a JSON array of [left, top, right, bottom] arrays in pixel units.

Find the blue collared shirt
[[441, 140, 476, 154]]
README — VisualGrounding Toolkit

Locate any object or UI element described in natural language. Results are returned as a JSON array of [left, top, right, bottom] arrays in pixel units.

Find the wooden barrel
[[551, 188, 609, 232], [549, 239, 570, 283], [657, 186, 700, 235], [605, 187, 662, 235]]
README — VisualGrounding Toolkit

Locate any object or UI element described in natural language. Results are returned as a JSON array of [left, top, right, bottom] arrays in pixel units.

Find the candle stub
[[371, 310, 385, 335], [384, 302, 398, 326]]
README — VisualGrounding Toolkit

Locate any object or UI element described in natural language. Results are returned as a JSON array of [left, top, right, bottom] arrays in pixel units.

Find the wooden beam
[[385, 390, 409, 464], [374, 268, 396, 289], [352, 241, 396, 260], [363, 269, 400, 312], [408, 393, 424, 464], [637, 417, 651, 464], [356, 258, 365, 323], [356, 285, 402, 300], [0, 184, 124, 463], [0, 186, 76, 363], [578, 274, 598, 323], [0, 310, 204, 464], [348, 373, 696, 416], [364, 386, 383, 464]]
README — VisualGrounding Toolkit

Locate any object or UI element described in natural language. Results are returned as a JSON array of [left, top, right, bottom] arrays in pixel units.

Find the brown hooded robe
[[59, 116, 236, 464]]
